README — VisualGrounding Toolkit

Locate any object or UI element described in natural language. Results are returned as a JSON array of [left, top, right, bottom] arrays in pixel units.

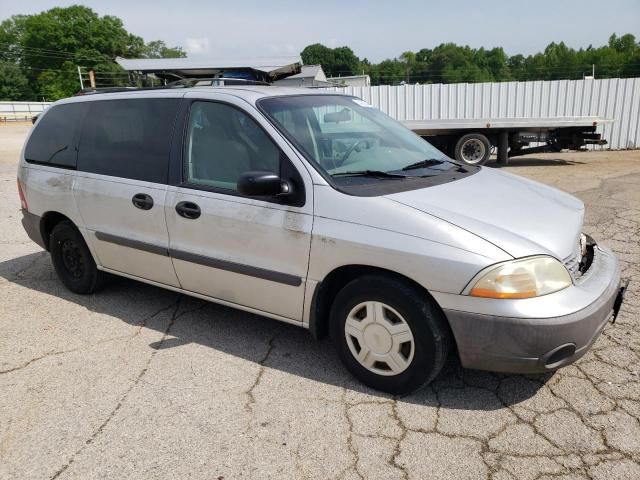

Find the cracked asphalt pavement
[[1, 123, 639, 479]]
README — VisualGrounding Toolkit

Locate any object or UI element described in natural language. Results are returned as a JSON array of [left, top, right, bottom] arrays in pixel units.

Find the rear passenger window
[[78, 99, 179, 183], [25, 103, 87, 168]]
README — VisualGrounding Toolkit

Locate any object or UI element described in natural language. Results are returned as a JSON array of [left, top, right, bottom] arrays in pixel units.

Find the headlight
[[468, 256, 572, 299]]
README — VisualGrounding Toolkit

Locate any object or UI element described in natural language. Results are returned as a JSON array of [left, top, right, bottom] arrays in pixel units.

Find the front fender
[[308, 216, 510, 295]]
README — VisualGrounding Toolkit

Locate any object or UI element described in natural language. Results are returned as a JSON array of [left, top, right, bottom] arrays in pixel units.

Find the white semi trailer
[[402, 116, 612, 166]]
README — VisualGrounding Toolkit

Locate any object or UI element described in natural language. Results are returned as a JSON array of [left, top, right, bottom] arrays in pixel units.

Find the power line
[[0, 42, 115, 61]]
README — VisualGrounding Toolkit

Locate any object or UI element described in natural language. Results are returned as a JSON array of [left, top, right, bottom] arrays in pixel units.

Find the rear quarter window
[[24, 103, 87, 168], [77, 98, 180, 184]]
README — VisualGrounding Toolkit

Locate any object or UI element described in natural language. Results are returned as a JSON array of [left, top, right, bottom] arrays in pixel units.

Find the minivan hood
[[387, 167, 584, 260]]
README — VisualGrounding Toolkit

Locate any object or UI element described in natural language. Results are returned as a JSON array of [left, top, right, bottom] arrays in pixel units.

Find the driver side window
[[185, 101, 281, 191]]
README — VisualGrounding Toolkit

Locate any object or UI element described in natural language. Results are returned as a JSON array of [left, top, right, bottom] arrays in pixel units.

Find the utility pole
[[77, 66, 84, 89]]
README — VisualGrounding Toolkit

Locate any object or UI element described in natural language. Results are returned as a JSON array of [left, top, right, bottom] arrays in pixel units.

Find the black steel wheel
[[50, 221, 105, 294]]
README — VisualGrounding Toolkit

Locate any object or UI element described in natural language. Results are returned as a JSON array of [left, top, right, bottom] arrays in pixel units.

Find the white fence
[[332, 77, 640, 150], [0, 101, 50, 122], [2, 77, 639, 149]]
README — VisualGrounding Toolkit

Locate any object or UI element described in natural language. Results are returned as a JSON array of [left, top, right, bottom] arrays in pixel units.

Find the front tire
[[330, 275, 451, 394], [50, 221, 105, 294]]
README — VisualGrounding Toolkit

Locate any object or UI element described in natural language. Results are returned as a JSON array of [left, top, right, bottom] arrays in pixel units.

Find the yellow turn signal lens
[[469, 288, 537, 299]]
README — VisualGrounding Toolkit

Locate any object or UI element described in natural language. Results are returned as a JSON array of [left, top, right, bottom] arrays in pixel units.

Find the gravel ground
[[1, 122, 639, 479]]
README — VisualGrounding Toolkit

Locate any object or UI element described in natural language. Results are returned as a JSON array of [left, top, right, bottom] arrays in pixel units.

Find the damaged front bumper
[[434, 245, 624, 374]]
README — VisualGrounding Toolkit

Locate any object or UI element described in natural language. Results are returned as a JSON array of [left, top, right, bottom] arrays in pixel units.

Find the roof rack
[[75, 77, 271, 96], [171, 78, 269, 87], [76, 86, 141, 95]]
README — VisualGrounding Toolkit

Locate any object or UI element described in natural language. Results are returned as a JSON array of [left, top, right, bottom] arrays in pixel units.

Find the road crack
[[243, 327, 284, 430], [0, 349, 78, 375], [49, 296, 185, 479]]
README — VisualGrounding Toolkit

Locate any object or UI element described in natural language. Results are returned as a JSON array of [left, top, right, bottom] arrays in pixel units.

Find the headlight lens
[[469, 256, 572, 299]]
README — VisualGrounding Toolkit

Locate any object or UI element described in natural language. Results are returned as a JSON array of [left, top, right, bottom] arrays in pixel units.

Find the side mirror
[[237, 171, 289, 197]]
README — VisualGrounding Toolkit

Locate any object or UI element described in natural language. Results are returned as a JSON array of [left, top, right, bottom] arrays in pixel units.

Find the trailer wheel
[[454, 134, 491, 166]]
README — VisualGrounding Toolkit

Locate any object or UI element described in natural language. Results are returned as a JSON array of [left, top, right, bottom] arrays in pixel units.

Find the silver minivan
[[17, 86, 627, 393]]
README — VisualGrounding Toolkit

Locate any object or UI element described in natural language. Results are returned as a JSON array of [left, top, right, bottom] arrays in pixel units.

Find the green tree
[[301, 43, 334, 70], [331, 46, 360, 76], [142, 40, 185, 59], [485, 47, 511, 81], [508, 54, 526, 79], [0, 61, 31, 100], [370, 59, 406, 84], [609, 33, 637, 54], [301, 43, 360, 77], [0, 15, 27, 63], [0, 5, 187, 100], [399, 51, 416, 83], [301, 33, 639, 86], [426, 43, 493, 83], [21, 6, 145, 96]]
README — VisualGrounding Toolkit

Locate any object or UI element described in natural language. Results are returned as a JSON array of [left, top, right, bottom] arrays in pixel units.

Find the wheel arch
[[454, 131, 498, 146], [39, 211, 74, 251], [308, 264, 454, 344]]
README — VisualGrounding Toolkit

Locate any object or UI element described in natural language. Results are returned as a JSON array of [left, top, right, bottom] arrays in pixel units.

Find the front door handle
[[132, 193, 154, 210], [175, 201, 201, 219]]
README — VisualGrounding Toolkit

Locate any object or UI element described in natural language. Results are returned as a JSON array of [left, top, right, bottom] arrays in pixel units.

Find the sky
[[2, 0, 640, 62]]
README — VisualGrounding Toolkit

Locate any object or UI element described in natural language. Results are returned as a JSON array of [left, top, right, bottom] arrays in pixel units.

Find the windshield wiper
[[401, 158, 444, 171], [332, 170, 407, 179]]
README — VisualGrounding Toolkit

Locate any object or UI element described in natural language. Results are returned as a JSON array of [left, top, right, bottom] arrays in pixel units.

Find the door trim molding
[[94, 231, 169, 256], [170, 249, 302, 287], [94, 231, 302, 287]]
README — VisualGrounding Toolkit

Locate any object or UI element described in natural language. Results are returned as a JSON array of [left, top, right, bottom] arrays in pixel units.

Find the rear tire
[[50, 221, 105, 294], [330, 274, 451, 394], [455, 133, 491, 166]]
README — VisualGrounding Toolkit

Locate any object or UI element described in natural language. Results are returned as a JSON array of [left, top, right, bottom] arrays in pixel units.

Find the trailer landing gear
[[497, 131, 509, 166]]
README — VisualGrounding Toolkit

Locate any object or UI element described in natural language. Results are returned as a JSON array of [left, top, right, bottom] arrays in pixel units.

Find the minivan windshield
[[259, 95, 462, 184]]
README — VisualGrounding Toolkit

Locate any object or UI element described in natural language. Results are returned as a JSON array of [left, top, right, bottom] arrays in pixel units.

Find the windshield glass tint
[[259, 95, 453, 179]]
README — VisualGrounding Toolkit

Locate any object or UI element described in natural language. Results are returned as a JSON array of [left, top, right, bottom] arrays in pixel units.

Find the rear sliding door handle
[[175, 201, 201, 219], [132, 193, 154, 210]]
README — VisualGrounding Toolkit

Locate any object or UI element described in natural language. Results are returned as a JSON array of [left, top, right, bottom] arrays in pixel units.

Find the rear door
[[73, 96, 182, 287], [164, 93, 314, 321]]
